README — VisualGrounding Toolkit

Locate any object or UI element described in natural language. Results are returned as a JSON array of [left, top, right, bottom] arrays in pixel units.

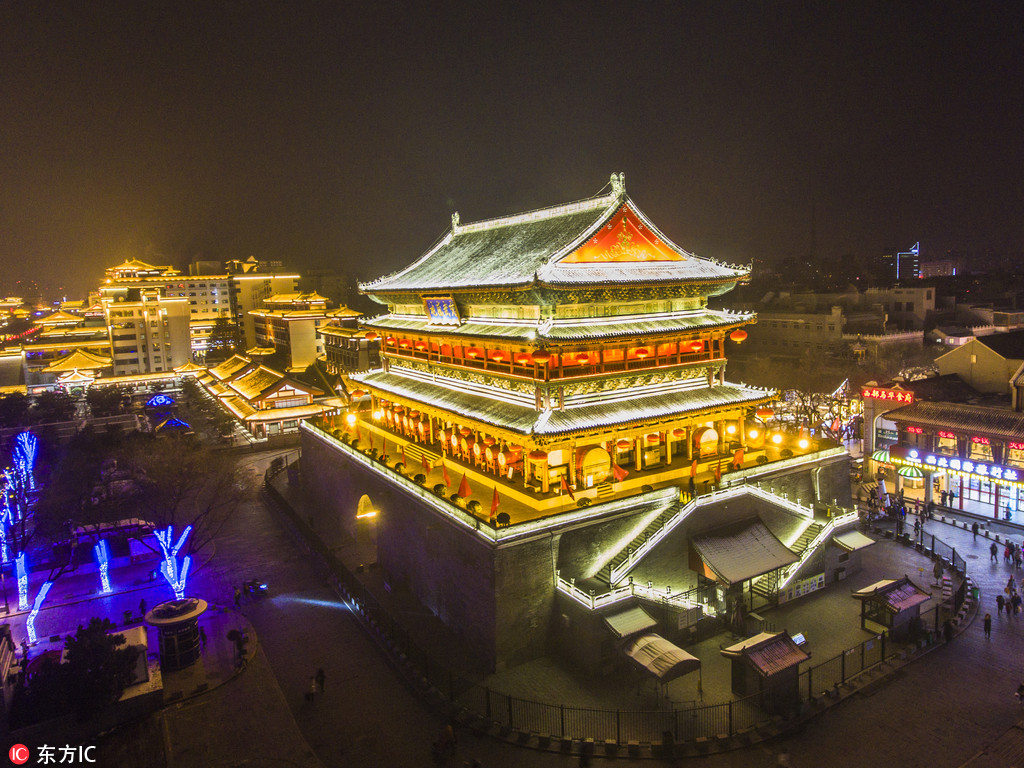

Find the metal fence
[[264, 472, 947, 746]]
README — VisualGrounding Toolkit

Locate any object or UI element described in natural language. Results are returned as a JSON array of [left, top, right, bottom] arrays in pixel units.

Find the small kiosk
[[851, 576, 931, 640], [720, 631, 810, 714], [145, 598, 208, 671]]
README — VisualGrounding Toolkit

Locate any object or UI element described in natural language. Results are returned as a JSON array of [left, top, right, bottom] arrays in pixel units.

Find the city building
[[21, 310, 111, 388], [248, 293, 360, 371], [102, 289, 191, 376], [197, 354, 326, 438], [881, 243, 921, 281], [935, 330, 1024, 396], [99, 259, 235, 357], [300, 175, 854, 670], [230, 273, 301, 351], [320, 324, 381, 374]]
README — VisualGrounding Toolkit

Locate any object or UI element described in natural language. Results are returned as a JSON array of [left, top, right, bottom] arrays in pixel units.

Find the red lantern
[[349, 389, 365, 400], [756, 407, 774, 420], [689, 341, 703, 352], [531, 349, 552, 364], [616, 439, 632, 450], [646, 434, 660, 444], [364, 331, 378, 341], [399, 339, 411, 348], [483, 436, 496, 446], [415, 341, 426, 350], [528, 450, 548, 461], [672, 428, 686, 439], [385, 336, 396, 345], [408, 410, 420, 418], [730, 329, 748, 343], [635, 348, 650, 359], [515, 353, 532, 365], [393, 405, 404, 414]]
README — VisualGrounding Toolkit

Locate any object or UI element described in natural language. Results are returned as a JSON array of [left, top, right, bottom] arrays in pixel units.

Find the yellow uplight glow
[[748, 429, 759, 439], [726, 424, 736, 435], [355, 510, 377, 519], [798, 438, 810, 450], [771, 433, 783, 445], [345, 413, 357, 427], [373, 410, 382, 420]]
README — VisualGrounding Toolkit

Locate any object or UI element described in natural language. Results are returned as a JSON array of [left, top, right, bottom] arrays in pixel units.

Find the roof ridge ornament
[[610, 172, 625, 198]]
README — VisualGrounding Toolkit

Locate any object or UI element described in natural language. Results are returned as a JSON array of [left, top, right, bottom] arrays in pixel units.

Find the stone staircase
[[597, 507, 678, 586], [595, 482, 615, 499], [751, 520, 826, 603]]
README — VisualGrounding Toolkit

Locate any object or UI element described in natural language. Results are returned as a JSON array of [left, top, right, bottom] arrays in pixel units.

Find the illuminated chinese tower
[[339, 173, 771, 520]]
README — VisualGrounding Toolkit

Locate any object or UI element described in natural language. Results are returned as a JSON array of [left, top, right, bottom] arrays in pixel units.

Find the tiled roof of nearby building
[[352, 369, 769, 437], [362, 186, 746, 294], [42, 348, 113, 372], [974, 330, 1024, 360], [720, 632, 809, 676], [363, 308, 752, 343], [208, 355, 254, 381], [230, 366, 286, 400], [889, 374, 979, 404], [691, 520, 797, 585], [852, 577, 931, 613], [882, 400, 1024, 440]]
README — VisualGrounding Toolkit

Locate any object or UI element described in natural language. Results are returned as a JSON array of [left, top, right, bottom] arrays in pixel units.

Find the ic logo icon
[[8, 744, 29, 765]]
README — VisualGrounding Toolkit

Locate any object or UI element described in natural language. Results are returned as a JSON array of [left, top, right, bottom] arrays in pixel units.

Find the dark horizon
[[2, 1, 1022, 298]]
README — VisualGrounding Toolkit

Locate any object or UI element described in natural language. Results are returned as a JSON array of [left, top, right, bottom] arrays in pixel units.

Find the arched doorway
[[577, 447, 611, 488], [693, 427, 719, 459]]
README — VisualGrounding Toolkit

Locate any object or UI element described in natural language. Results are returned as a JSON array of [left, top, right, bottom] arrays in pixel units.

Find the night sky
[[2, 1, 1022, 297]]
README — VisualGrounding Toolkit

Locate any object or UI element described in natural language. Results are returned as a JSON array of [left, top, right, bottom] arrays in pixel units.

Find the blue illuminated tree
[[154, 525, 192, 600]]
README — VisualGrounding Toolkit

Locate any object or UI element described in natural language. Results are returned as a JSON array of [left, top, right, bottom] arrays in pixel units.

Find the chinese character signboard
[[891, 448, 1023, 487], [422, 296, 461, 326], [861, 387, 914, 404]]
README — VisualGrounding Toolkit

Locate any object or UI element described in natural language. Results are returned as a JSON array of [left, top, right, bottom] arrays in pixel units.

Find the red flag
[[560, 477, 575, 500], [611, 462, 629, 482], [733, 448, 744, 467], [422, 454, 431, 475], [714, 462, 722, 483], [690, 460, 698, 478], [442, 460, 451, 488], [491, 485, 500, 515], [458, 473, 471, 498]]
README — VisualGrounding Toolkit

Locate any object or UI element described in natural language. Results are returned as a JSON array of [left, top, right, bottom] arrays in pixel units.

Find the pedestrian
[[316, 667, 325, 693], [984, 613, 992, 639], [20, 641, 29, 663], [1005, 545, 1012, 564], [972, 521, 979, 541], [306, 676, 317, 703], [139, 598, 147, 617], [933, 558, 943, 585], [1007, 504, 1014, 521], [941, 490, 948, 506], [200, 626, 207, 650], [943, 619, 954, 643], [1015, 549, 1022, 570], [914, 519, 921, 538], [1014, 591, 1022, 616], [949, 490, 957, 506], [234, 586, 242, 608], [688, 476, 695, 498], [1009, 574, 1017, 593], [993, 542, 1000, 562], [997, 593, 1006, 615]]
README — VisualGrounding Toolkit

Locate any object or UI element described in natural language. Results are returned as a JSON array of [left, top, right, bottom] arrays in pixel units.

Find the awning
[[691, 520, 798, 586], [721, 631, 810, 676], [871, 449, 891, 462], [603, 605, 658, 640], [898, 465, 924, 478], [833, 530, 875, 552], [624, 634, 701, 682], [852, 577, 931, 613]]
